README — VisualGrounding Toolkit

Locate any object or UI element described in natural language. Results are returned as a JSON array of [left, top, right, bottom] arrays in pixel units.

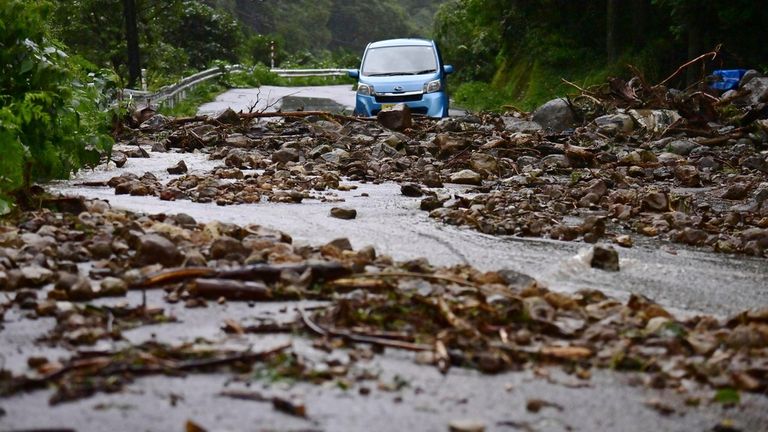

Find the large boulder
[[532, 98, 576, 132], [377, 103, 412, 131]]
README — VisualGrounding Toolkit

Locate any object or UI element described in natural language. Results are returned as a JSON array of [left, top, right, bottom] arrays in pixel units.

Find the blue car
[[348, 38, 454, 118]]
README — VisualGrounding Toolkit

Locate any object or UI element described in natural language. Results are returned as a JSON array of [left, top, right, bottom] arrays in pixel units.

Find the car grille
[[375, 93, 423, 103]]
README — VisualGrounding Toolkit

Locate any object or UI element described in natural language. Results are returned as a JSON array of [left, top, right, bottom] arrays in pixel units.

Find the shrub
[[0, 1, 114, 213]]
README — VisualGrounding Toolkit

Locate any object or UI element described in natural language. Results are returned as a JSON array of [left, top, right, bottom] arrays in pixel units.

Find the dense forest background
[[44, 0, 768, 108]]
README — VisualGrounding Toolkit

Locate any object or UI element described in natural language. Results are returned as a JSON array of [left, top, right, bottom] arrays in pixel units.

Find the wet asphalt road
[[2, 87, 767, 431]]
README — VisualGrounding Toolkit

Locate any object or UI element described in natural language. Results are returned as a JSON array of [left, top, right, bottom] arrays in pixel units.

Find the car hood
[[360, 73, 440, 93]]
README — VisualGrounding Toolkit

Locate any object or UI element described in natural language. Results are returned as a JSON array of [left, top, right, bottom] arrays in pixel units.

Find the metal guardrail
[[123, 64, 245, 108], [271, 68, 349, 78], [121, 65, 350, 109]]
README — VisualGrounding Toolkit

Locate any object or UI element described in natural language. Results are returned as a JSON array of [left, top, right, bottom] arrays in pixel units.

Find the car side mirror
[[348, 69, 359, 79], [443, 65, 454, 75]]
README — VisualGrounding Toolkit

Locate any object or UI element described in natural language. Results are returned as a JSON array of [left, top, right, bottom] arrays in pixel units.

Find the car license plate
[[381, 103, 395, 110]]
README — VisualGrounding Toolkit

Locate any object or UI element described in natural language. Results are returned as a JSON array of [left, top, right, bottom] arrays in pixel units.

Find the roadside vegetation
[[434, 0, 768, 111]]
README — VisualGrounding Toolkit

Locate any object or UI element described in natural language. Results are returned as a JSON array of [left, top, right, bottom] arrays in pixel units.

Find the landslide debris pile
[[0, 201, 766, 408], [102, 70, 768, 257]]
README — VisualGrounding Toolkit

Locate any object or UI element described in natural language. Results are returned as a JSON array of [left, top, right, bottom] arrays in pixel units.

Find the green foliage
[[1, 0, 114, 209], [158, 81, 227, 117], [714, 388, 740, 405]]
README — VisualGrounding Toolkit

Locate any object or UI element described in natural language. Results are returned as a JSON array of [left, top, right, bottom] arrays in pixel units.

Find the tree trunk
[[606, 0, 619, 62], [630, 0, 647, 48], [123, 0, 141, 88], [686, 19, 703, 87]]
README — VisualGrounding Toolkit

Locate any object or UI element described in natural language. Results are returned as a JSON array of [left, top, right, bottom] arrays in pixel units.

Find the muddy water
[[51, 144, 768, 317]]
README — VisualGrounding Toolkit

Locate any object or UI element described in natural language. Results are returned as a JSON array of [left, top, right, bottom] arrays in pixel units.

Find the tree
[[123, 0, 141, 88]]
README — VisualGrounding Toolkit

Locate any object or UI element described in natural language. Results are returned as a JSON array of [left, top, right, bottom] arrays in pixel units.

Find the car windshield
[[361, 45, 437, 76]]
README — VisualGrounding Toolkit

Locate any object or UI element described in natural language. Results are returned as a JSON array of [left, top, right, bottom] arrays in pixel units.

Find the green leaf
[[714, 388, 740, 405], [0, 197, 12, 216]]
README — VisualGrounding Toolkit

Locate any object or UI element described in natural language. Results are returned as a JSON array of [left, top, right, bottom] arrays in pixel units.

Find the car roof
[[368, 38, 433, 49]]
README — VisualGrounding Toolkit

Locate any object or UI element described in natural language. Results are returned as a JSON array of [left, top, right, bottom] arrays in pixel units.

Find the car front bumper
[[355, 91, 449, 118]]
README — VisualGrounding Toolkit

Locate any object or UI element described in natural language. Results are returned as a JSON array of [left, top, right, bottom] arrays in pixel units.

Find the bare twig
[[655, 48, 720, 88], [298, 304, 431, 352]]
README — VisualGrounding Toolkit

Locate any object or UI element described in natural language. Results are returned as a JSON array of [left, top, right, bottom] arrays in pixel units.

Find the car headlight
[[357, 83, 374, 96], [424, 79, 441, 93]]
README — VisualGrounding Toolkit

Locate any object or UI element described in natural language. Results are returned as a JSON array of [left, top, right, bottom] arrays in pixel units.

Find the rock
[[272, 148, 300, 163], [470, 153, 498, 174], [330, 207, 357, 220], [667, 139, 698, 156], [326, 237, 353, 251], [135, 234, 183, 267], [741, 155, 768, 173], [215, 108, 241, 125], [370, 142, 399, 159], [210, 236, 248, 260], [167, 160, 188, 175], [448, 419, 486, 432], [321, 149, 350, 164], [642, 192, 669, 212], [449, 170, 482, 185], [420, 196, 443, 211], [100, 277, 128, 297], [722, 183, 751, 200], [615, 235, 633, 247], [435, 134, 470, 158], [400, 183, 423, 197], [541, 154, 570, 168], [532, 98, 575, 132], [595, 113, 634, 135], [20, 266, 54, 287], [628, 109, 681, 134], [139, 114, 169, 130], [377, 103, 412, 131], [309, 144, 333, 159], [732, 75, 768, 107], [111, 151, 128, 168], [677, 228, 708, 246], [590, 244, 619, 271], [501, 116, 542, 133], [674, 165, 700, 187]]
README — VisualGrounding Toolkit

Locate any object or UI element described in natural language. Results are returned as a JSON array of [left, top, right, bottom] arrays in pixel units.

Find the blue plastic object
[[710, 69, 747, 91]]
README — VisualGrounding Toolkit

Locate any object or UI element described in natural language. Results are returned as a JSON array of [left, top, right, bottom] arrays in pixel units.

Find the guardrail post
[[141, 69, 147, 91]]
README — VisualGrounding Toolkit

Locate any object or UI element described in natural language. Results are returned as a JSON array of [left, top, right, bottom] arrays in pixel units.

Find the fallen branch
[[343, 271, 480, 289], [137, 262, 352, 289], [299, 304, 431, 352], [655, 48, 720, 88]]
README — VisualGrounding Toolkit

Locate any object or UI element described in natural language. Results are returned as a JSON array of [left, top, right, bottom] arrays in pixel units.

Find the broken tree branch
[[655, 48, 720, 88], [299, 304, 431, 352]]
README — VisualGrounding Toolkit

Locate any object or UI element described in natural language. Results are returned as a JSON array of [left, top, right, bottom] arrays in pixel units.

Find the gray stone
[[501, 116, 542, 133], [595, 113, 634, 135], [321, 149, 350, 164], [532, 98, 575, 132], [111, 151, 128, 168], [628, 109, 681, 134], [667, 140, 698, 156], [139, 114, 169, 130]]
